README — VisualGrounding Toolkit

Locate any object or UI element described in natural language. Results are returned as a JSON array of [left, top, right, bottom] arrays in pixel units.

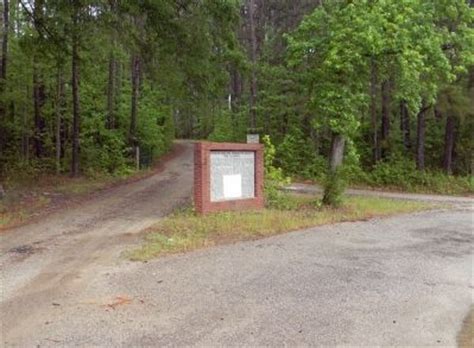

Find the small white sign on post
[[223, 174, 242, 199], [247, 134, 260, 144]]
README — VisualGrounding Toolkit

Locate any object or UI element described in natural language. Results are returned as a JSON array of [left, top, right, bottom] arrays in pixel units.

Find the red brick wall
[[194, 141, 264, 214]]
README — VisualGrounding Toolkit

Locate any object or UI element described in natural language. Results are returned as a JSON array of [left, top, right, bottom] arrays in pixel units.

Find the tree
[[106, 0, 118, 130], [70, 1, 81, 177], [1, 0, 472, 197], [1, 0, 8, 84], [288, 0, 473, 204], [0, 0, 9, 153]]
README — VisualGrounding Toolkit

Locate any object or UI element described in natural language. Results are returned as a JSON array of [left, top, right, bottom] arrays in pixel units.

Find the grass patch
[[127, 194, 435, 261]]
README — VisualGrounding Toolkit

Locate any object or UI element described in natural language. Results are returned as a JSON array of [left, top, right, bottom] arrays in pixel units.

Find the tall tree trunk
[[442, 115, 455, 175], [380, 80, 391, 159], [370, 59, 380, 163], [0, 0, 9, 153], [248, 0, 257, 129], [106, 51, 117, 129], [399, 100, 411, 151], [22, 87, 29, 163], [32, 0, 45, 158], [55, 67, 65, 174], [32, 65, 46, 158], [329, 133, 345, 172], [416, 105, 430, 171], [322, 133, 346, 207], [230, 67, 242, 112], [129, 54, 141, 146], [106, 0, 118, 129], [71, 15, 81, 177], [1, 0, 8, 83]]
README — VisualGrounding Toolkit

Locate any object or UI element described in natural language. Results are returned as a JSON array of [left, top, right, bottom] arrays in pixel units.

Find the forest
[[0, 0, 473, 205]]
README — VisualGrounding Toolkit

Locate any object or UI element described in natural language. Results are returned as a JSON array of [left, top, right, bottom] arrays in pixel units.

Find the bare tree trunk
[[1, 0, 8, 83], [416, 105, 430, 171], [0, 0, 8, 153], [106, 0, 118, 129], [322, 133, 346, 207], [33, 65, 45, 158], [107, 52, 117, 129], [22, 87, 29, 163], [399, 100, 411, 151], [71, 13, 81, 177], [129, 54, 141, 146], [55, 67, 64, 174], [380, 80, 391, 159], [115, 60, 122, 127], [370, 59, 380, 163], [248, 0, 257, 129], [442, 115, 455, 175], [230, 67, 242, 112], [329, 134, 346, 172], [32, 0, 45, 158]]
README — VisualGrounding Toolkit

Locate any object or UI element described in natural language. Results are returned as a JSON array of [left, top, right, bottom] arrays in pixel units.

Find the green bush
[[208, 110, 236, 142], [322, 168, 346, 207], [276, 128, 326, 180], [262, 135, 293, 209], [81, 118, 129, 176], [352, 157, 474, 195]]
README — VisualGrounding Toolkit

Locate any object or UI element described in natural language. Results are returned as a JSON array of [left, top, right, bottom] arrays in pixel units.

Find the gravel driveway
[[0, 143, 472, 346]]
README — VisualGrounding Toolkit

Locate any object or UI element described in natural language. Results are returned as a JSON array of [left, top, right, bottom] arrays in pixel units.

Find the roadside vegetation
[[0, 1, 472, 219], [127, 193, 435, 261], [272, 129, 474, 196]]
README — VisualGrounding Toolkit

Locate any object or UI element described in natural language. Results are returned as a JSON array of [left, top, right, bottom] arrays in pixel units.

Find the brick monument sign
[[194, 142, 264, 214]]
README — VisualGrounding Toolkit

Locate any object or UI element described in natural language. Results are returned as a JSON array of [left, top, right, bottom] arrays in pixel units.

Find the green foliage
[[262, 135, 293, 209], [80, 126, 128, 176], [353, 157, 474, 195], [322, 168, 346, 208], [276, 128, 327, 180], [282, 0, 473, 198], [1, 0, 473, 197], [0, 0, 242, 180], [207, 109, 245, 142]]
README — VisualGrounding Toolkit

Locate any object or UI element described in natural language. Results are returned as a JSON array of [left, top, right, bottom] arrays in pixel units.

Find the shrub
[[262, 135, 293, 209], [353, 157, 474, 195], [208, 110, 236, 142], [276, 128, 326, 180], [81, 124, 129, 176]]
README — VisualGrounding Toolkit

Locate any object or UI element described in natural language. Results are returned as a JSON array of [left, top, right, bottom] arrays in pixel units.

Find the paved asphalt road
[[2, 209, 473, 346], [0, 142, 472, 346]]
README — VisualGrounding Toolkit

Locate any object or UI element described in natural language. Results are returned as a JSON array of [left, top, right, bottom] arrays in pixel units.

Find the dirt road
[[0, 142, 194, 345]]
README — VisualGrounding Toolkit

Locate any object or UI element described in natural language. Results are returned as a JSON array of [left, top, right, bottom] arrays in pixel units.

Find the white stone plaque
[[223, 174, 242, 199], [210, 151, 255, 202]]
